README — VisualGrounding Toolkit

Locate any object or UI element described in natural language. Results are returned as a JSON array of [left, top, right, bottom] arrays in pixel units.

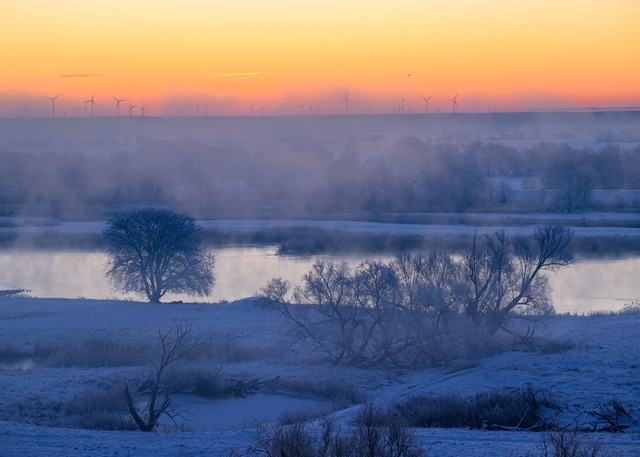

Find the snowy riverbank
[[1, 297, 639, 455]]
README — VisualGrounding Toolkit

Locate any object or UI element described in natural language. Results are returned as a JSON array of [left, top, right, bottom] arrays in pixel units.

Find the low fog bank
[[1, 111, 639, 148], [0, 112, 639, 221]]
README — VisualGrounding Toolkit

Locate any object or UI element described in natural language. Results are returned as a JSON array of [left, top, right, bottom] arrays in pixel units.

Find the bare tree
[[105, 208, 215, 303], [264, 260, 434, 368], [263, 227, 573, 368], [392, 253, 464, 332], [462, 226, 573, 335], [124, 321, 197, 432], [264, 262, 361, 365]]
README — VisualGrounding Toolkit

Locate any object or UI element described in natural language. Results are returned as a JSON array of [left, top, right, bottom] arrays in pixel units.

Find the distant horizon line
[[2, 106, 640, 120]]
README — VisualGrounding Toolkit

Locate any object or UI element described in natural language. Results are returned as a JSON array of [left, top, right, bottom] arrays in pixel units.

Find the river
[[0, 246, 638, 314]]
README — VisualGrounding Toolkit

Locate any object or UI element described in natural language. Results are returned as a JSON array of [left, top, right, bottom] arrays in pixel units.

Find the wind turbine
[[341, 92, 353, 115], [259, 105, 266, 116], [195, 104, 200, 116], [84, 94, 97, 117], [249, 103, 255, 116], [127, 101, 136, 116], [113, 96, 126, 116], [162, 106, 168, 117], [421, 95, 433, 113], [401, 96, 406, 114], [297, 103, 305, 115], [140, 103, 146, 116], [69, 106, 80, 117], [45, 94, 61, 118], [447, 93, 459, 113]]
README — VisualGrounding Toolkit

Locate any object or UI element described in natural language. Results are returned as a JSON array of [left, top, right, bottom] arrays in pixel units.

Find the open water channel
[[0, 246, 638, 314]]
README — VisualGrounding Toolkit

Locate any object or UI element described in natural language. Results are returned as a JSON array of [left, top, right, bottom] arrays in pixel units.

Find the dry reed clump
[[185, 332, 261, 364], [34, 335, 149, 368], [394, 386, 558, 431], [31, 330, 259, 368], [0, 340, 30, 361], [0, 382, 135, 431], [63, 386, 136, 430]]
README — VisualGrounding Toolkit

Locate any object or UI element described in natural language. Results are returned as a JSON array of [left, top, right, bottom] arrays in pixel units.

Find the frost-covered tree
[[462, 226, 573, 335], [263, 226, 573, 367], [104, 208, 214, 303]]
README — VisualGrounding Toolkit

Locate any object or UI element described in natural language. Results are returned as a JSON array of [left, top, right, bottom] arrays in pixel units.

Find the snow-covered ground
[[1, 297, 639, 456]]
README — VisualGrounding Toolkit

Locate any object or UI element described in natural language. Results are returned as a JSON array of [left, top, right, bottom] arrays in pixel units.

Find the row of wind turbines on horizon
[[286, 92, 460, 116], [0, 91, 463, 118]]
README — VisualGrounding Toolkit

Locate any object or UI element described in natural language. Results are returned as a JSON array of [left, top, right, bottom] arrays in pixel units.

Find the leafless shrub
[[540, 423, 604, 457], [586, 399, 634, 433], [351, 403, 425, 457], [246, 406, 426, 457], [250, 421, 317, 457], [621, 301, 640, 314]]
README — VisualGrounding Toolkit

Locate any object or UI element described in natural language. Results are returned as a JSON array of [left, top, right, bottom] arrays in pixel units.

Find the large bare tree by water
[[105, 208, 215, 303], [263, 226, 573, 367]]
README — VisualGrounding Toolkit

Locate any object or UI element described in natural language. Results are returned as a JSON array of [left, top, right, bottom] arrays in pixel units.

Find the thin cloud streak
[[57, 74, 108, 78], [196, 72, 269, 77]]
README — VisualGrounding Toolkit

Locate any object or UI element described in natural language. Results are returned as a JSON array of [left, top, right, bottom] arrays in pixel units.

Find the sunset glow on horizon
[[1, 0, 639, 117]]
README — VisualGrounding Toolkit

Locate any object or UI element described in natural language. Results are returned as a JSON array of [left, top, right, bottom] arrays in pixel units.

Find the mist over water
[[0, 113, 639, 220]]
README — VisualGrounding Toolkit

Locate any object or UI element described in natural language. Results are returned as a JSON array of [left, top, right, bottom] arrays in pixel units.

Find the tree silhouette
[[105, 208, 215, 303]]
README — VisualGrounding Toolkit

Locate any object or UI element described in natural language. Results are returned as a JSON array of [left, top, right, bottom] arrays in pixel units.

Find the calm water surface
[[0, 246, 637, 314]]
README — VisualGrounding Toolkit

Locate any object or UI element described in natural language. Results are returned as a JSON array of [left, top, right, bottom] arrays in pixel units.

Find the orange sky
[[1, 0, 639, 116]]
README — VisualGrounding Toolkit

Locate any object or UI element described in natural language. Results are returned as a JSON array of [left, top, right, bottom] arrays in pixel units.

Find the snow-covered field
[[1, 297, 639, 456]]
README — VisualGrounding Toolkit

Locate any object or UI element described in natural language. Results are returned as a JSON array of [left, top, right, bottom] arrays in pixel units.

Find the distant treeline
[[1, 138, 639, 218]]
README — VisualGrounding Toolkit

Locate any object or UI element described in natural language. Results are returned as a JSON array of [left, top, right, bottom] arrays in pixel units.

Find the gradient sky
[[1, 0, 639, 116]]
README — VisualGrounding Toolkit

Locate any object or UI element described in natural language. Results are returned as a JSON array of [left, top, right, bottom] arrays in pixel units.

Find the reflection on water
[[0, 246, 637, 314]]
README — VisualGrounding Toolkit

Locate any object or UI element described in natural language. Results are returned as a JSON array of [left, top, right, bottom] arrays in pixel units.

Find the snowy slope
[[1, 297, 639, 456]]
